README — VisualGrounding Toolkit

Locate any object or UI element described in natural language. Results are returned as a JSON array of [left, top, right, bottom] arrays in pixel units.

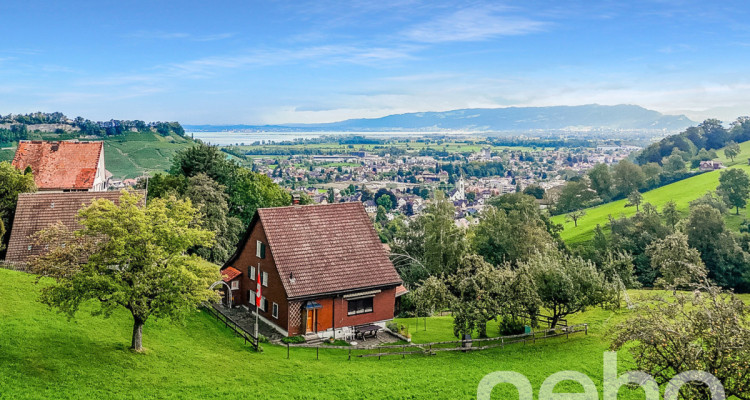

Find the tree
[[626, 190, 643, 212], [612, 160, 645, 198], [555, 179, 598, 214], [717, 168, 750, 215], [29, 191, 218, 352], [411, 276, 453, 331], [724, 140, 741, 162], [565, 210, 586, 227], [391, 192, 467, 284], [376, 194, 392, 210], [374, 188, 397, 210], [0, 161, 36, 253], [184, 174, 243, 264], [646, 232, 707, 290], [522, 185, 545, 199], [448, 255, 538, 338], [611, 284, 750, 400], [662, 200, 680, 229], [471, 205, 556, 266], [587, 163, 613, 201], [327, 188, 335, 204], [686, 204, 749, 289], [520, 249, 608, 327], [662, 154, 686, 174]]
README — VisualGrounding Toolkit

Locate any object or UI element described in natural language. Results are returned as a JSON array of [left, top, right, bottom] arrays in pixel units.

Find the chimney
[[292, 194, 300, 205]]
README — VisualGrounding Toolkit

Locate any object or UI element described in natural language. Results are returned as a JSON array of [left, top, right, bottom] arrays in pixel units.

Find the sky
[[1, 0, 750, 125]]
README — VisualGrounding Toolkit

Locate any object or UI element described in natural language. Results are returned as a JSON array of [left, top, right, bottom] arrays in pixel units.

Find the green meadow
[[1, 267, 723, 400], [551, 164, 750, 244], [98, 132, 195, 179]]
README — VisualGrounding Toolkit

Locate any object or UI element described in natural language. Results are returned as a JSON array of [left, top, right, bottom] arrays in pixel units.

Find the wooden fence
[[285, 323, 588, 360], [201, 303, 260, 351]]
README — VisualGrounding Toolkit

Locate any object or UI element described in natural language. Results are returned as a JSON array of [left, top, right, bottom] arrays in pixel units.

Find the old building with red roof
[[222, 202, 402, 338], [5, 190, 145, 265], [12, 140, 108, 192]]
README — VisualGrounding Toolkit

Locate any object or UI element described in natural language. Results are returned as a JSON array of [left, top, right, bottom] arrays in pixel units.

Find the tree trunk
[[131, 315, 145, 351], [737, 206, 740, 215]]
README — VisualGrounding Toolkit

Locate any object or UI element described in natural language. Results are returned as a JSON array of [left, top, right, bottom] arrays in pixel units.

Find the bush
[[386, 321, 398, 332], [257, 334, 269, 344], [498, 316, 525, 336], [281, 335, 305, 344], [323, 339, 350, 346]]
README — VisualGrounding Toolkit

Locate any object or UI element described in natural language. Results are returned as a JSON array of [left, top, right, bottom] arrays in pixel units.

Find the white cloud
[[402, 5, 546, 43]]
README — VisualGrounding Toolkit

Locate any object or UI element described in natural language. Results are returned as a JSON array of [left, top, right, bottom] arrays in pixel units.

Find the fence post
[[585, 324, 588, 335], [287, 342, 290, 359], [402, 345, 406, 359], [348, 348, 351, 361]]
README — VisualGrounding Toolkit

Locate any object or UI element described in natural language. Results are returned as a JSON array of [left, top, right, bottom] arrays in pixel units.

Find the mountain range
[[184, 104, 694, 132]]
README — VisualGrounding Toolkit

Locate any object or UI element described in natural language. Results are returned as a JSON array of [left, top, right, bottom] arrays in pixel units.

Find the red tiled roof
[[395, 285, 409, 297], [221, 266, 242, 282], [232, 202, 401, 299], [4, 191, 145, 264], [12, 141, 103, 190]]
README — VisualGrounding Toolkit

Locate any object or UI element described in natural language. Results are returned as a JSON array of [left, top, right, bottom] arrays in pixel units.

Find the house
[[4, 190, 144, 265], [363, 199, 377, 214], [221, 202, 402, 339], [699, 160, 724, 171], [11, 141, 108, 191]]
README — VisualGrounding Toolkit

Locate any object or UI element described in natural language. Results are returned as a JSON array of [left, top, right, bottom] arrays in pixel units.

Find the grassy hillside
[[552, 164, 750, 244], [0, 133, 194, 179], [98, 132, 194, 179], [0, 268, 685, 399]]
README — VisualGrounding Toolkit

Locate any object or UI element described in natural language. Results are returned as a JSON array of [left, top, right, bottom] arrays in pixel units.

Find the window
[[272, 302, 279, 319], [230, 280, 239, 290], [248, 290, 256, 306], [260, 297, 268, 312], [256, 241, 266, 259], [347, 297, 374, 316], [261, 271, 269, 287], [249, 265, 256, 279]]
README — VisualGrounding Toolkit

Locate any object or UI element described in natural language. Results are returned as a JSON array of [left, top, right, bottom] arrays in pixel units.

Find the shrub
[[498, 316, 525, 336], [281, 335, 305, 344], [386, 321, 398, 332]]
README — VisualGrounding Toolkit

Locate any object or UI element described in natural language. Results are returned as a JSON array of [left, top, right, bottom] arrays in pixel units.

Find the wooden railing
[[285, 323, 588, 360]]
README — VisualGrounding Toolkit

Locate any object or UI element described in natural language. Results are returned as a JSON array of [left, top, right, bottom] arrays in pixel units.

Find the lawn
[[0, 268, 691, 399], [551, 164, 750, 244]]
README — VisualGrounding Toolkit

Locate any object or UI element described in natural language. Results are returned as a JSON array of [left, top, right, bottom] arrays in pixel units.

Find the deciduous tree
[[611, 284, 750, 400], [29, 191, 218, 352], [717, 168, 750, 215]]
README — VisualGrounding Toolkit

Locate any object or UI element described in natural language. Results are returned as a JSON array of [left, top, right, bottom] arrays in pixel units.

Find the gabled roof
[[226, 202, 401, 299], [12, 141, 104, 190], [4, 190, 144, 264], [221, 266, 242, 282]]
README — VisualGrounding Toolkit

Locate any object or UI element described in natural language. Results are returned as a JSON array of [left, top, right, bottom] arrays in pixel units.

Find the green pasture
[[0, 268, 709, 399], [552, 165, 750, 244]]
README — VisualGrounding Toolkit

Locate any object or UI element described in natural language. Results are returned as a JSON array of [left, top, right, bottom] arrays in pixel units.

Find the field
[[97, 132, 195, 179], [552, 164, 750, 244], [0, 268, 711, 399]]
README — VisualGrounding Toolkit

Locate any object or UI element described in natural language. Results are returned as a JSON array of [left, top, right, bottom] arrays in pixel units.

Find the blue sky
[[2, 0, 750, 124]]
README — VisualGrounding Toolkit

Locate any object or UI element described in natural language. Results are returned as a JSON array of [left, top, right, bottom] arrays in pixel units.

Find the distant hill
[[185, 104, 694, 132]]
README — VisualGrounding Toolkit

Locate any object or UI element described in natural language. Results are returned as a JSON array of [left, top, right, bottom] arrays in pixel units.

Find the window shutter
[[260, 242, 266, 259]]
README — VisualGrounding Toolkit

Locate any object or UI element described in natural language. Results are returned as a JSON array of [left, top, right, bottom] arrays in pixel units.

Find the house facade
[[221, 202, 402, 338], [12, 140, 108, 192]]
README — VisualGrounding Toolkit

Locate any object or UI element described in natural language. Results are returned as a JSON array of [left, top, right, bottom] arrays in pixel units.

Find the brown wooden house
[[221, 202, 402, 338]]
